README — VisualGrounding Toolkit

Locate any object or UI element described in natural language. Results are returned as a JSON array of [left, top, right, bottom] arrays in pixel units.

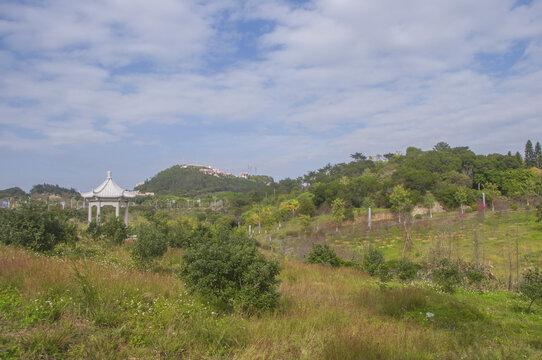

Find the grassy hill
[[136, 165, 273, 197], [0, 187, 26, 200]]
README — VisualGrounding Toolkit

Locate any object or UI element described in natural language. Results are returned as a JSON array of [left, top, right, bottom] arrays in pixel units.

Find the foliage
[[525, 140, 536, 168], [520, 267, 542, 312], [100, 217, 128, 245], [307, 244, 343, 267], [389, 185, 414, 216], [396, 258, 420, 281], [0, 187, 26, 199], [432, 259, 462, 293], [135, 165, 272, 197], [180, 229, 281, 313], [362, 246, 385, 276], [331, 198, 346, 227], [30, 183, 80, 198], [453, 187, 469, 213], [423, 192, 435, 217], [536, 204, 542, 223], [535, 141, 542, 168], [298, 193, 316, 217], [0, 202, 77, 251], [131, 225, 168, 264]]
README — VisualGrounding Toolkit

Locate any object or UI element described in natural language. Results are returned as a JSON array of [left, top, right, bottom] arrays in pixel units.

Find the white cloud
[[1, 0, 542, 181]]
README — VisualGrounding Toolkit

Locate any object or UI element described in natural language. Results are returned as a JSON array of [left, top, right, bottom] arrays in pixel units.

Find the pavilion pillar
[[97, 201, 101, 224], [115, 202, 120, 218], [124, 201, 129, 226], [88, 203, 92, 224]]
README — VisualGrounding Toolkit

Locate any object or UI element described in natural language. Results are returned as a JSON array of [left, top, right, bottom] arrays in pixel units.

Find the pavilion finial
[[107, 170, 112, 179]]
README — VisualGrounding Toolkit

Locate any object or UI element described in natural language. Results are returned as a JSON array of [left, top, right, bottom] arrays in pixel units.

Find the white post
[[482, 192, 486, 208], [88, 203, 92, 224], [97, 201, 101, 224], [115, 202, 120, 218], [124, 201, 129, 225], [368, 207, 372, 230]]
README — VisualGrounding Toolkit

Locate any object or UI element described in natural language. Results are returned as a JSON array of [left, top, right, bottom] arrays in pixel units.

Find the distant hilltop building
[[176, 164, 249, 178]]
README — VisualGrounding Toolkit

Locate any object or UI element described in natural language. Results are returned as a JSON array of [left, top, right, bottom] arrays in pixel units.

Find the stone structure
[[81, 171, 136, 225]]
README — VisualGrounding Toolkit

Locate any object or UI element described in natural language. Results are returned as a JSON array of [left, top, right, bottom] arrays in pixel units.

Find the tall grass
[[1, 245, 541, 359]]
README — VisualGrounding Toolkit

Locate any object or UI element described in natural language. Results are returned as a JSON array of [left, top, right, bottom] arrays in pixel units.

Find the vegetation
[[0, 187, 26, 199], [307, 244, 343, 267], [1, 141, 542, 358], [30, 184, 80, 198], [520, 267, 542, 312], [0, 202, 76, 252], [180, 227, 281, 313], [136, 165, 273, 197]]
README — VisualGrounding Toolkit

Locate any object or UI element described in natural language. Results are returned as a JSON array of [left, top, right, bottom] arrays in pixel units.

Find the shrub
[[307, 244, 343, 267], [536, 204, 542, 223], [101, 217, 127, 245], [396, 258, 420, 282], [86, 220, 100, 239], [131, 225, 168, 264], [168, 218, 194, 248], [298, 194, 316, 217], [362, 246, 385, 276], [180, 230, 281, 313], [432, 259, 462, 293], [0, 202, 77, 252], [520, 267, 542, 312]]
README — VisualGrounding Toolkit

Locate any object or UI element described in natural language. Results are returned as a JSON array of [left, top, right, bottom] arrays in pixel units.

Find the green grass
[[1, 239, 541, 359]]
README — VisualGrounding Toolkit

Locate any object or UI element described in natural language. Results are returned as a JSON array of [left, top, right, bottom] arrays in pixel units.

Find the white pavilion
[[81, 171, 137, 225]]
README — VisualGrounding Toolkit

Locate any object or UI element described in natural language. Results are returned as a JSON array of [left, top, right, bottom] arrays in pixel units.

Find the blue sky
[[1, 0, 542, 191]]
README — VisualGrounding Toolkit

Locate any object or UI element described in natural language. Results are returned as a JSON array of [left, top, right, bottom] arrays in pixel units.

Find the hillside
[[136, 165, 273, 197], [30, 184, 81, 199], [0, 187, 26, 199]]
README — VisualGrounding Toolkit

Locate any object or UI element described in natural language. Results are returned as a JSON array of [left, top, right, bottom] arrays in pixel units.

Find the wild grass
[[1, 240, 541, 359]]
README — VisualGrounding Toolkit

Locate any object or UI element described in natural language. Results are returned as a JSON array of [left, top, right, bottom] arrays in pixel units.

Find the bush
[[131, 225, 168, 264], [362, 246, 385, 276], [0, 202, 77, 252], [432, 259, 462, 293], [536, 204, 542, 223], [520, 267, 542, 312], [298, 194, 316, 217], [101, 217, 127, 245], [180, 229, 281, 313], [307, 244, 343, 267], [396, 258, 420, 282]]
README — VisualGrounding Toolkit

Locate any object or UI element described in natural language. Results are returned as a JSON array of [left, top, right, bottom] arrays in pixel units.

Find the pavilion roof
[[81, 171, 137, 199]]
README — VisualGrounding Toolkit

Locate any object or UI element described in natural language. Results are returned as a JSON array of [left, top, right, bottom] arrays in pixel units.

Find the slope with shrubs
[[136, 165, 273, 197]]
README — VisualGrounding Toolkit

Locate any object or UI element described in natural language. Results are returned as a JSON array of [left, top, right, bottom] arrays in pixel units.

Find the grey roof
[[81, 171, 136, 199]]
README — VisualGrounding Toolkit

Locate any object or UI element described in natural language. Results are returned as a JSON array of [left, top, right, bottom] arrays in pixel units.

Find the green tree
[[520, 267, 542, 312], [362, 246, 385, 276], [535, 141, 542, 168], [453, 187, 469, 214], [298, 194, 316, 217], [307, 244, 342, 267], [389, 185, 415, 254], [525, 140, 536, 167], [180, 229, 281, 313], [0, 202, 77, 252], [423, 191, 436, 218], [331, 198, 346, 232], [483, 182, 501, 212], [131, 225, 168, 265], [433, 142, 452, 152]]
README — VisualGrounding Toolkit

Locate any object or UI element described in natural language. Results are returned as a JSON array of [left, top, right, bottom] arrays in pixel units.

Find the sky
[[1, 0, 542, 191]]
